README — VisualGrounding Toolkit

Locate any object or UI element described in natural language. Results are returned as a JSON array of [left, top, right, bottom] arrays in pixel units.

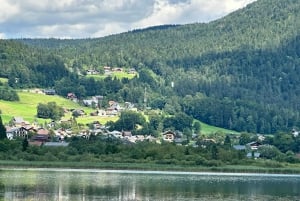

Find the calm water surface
[[0, 168, 300, 201]]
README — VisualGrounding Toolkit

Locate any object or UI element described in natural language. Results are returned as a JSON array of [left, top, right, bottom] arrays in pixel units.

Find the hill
[[1, 0, 300, 134]]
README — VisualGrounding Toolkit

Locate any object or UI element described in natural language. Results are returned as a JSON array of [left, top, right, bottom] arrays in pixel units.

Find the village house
[[162, 130, 175, 142], [31, 128, 51, 143], [67, 93, 77, 102], [246, 141, 262, 150], [78, 130, 90, 139], [103, 66, 111, 71], [109, 130, 123, 138], [97, 109, 107, 116], [112, 67, 123, 72], [83, 96, 103, 107], [108, 101, 122, 111], [103, 66, 112, 75], [86, 69, 100, 75], [43, 89, 56, 95], [6, 126, 29, 140], [233, 145, 246, 151], [53, 128, 68, 141], [292, 129, 299, 137], [122, 131, 132, 138], [128, 68, 137, 74], [105, 101, 122, 116]]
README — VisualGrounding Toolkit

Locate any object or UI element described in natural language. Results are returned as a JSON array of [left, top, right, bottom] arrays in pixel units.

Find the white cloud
[[0, 0, 20, 23], [92, 23, 128, 38], [0, 0, 256, 38], [133, 0, 188, 28], [0, 32, 6, 39], [133, 0, 256, 29]]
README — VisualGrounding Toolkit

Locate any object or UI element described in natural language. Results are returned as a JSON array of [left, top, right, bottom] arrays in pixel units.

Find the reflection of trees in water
[[1, 170, 300, 200]]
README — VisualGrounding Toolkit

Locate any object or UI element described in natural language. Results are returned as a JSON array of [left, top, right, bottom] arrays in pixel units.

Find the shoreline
[[1, 160, 300, 175], [2, 167, 300, 177]]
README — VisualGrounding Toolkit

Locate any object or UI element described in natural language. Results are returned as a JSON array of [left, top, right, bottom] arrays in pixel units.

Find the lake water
[[0, 168, 300, 201]]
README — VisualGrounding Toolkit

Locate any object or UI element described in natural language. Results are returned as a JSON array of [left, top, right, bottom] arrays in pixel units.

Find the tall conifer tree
[[0, 116, 7, 140]]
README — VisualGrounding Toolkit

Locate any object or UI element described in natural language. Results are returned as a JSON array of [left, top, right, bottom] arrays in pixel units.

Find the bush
[[204, 160, 223, 167], [195, 156, 208, 166]]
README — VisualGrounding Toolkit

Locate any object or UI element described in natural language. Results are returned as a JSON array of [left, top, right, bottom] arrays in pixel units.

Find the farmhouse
[[6, 126, 28, 140], [31, 128, 51, 143], [86, 69, 99, 75], [163, 130, 175, 142], [43, 89, 56, 95]]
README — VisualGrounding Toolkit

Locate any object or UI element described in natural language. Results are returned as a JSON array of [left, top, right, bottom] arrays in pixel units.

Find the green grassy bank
[[1, 160, 300, 174]]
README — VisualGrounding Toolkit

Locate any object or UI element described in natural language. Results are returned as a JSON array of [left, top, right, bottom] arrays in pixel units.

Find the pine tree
[[0, 116, 7, 140]]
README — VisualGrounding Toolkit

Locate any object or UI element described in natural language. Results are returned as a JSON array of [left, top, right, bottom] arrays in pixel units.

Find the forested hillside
[[1, 0, 300, 134]]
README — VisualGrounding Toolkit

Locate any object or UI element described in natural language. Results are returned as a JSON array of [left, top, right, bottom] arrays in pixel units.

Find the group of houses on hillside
[[5, 117, 67, 146], [5, 116, 198, 147], [103, 66, 137, 75], [7, 115, 292, 161], [84, 66, 137, 76]]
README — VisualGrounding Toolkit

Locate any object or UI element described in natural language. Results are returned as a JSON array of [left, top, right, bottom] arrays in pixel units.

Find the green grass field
[[86, 71, 136, 80], [0, 78, 8, 84], [199, 121, 239, 135], [0, 91, 83, 123], [0, 91, 116, 124]]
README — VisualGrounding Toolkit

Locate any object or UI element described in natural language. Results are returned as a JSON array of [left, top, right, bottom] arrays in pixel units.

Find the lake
[[0, 168, 300, 201]]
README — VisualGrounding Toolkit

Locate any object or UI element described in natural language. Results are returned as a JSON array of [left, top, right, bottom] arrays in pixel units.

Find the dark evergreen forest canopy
[[1, 0, 300, 134]]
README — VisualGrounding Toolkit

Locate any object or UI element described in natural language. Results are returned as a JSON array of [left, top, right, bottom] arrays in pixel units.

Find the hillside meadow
[[0, 91, 115, 125], [86, 71, 136, 80], [198, 121, 238, 135]]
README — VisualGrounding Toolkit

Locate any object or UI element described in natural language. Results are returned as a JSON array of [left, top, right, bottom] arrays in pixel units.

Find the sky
[[0, 0, 256, 39]]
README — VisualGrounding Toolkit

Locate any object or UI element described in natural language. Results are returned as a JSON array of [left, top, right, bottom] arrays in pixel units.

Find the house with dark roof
[[31, 128, 51, 143], [6, 126, 29, 140], [162, 130, 175, 142], [43, 89, 56, 95]]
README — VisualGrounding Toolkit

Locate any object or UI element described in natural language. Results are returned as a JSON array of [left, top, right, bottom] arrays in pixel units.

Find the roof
[[233, 145, 246, 150], [246, 141, 262, 146], [37, 128, 49, 135], [6, 127, 20, 133], [110, 130, 122, 135], [13, 117, 24, 124], [163, 130, 175, 135], [6, 126, 28, 133], [123, 131, 132, 136]]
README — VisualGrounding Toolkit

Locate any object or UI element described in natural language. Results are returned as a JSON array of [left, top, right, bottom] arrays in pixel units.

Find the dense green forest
[[1, 0, 300, 134]]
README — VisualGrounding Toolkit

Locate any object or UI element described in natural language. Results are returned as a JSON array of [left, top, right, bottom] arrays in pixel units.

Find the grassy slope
[[86, 72, 136, 80], [0, 91, 84, 123], [0, 91, 131, 126], [0, 78, 8, 84], [0, 91, 118, 125], [200, 121, 239, 135]]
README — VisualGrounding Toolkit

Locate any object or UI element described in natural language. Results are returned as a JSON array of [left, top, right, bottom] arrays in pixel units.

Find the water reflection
[[0, 169, 299, 201]]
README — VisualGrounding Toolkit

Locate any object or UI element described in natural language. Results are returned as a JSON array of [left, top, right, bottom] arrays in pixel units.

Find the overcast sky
[[0, 0, 256, 39]]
